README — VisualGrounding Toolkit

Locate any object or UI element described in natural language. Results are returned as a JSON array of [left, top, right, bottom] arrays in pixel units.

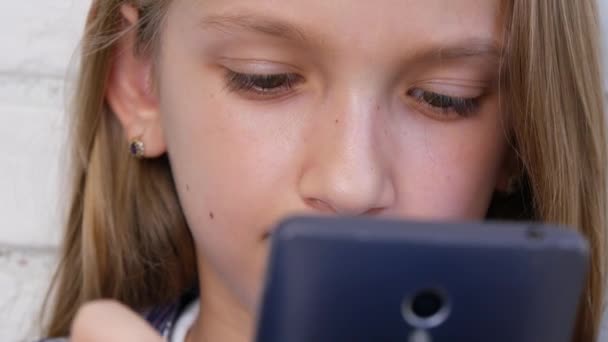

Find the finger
[[70, 300, 163, 342]]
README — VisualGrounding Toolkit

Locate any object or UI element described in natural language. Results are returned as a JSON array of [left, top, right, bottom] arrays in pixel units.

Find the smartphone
[[254, 216, 589, 342]]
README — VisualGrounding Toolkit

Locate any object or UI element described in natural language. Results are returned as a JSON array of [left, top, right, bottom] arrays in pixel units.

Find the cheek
[[390, 112, 507, 220], [161, 87, 302, 233], [157, 60, 307, 308]]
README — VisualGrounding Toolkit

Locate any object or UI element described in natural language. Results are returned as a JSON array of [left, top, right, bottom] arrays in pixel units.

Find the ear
[[106, 4, 166, 158]]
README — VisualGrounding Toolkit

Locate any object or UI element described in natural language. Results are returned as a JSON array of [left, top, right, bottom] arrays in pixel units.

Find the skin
[[74, 0, 511, 341]]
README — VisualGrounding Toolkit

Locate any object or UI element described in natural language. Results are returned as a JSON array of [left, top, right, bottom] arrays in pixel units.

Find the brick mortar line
[[0, 243, 57, 255], [0, 70, 72, 82]]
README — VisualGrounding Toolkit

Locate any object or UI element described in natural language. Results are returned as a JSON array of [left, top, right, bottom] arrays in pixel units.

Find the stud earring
[[504, 174, 521, 194], [129, 138, 145, 159]]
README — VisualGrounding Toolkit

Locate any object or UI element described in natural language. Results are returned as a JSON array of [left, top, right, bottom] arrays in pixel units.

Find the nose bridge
[[298, 85, 395, 215], [328, 90, 379, 178]]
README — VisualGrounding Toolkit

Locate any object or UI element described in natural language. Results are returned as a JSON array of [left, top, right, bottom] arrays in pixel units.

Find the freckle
[[209, 211, 215, 220], [186, 184, 190, 192], [335, 119, 339, 124]]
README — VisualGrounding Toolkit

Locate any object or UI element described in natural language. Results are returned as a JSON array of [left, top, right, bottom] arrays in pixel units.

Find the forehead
[[170, 0, 503, 50]]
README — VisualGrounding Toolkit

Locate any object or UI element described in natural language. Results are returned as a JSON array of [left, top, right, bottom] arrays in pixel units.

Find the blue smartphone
[[255, 216, 589, 342]]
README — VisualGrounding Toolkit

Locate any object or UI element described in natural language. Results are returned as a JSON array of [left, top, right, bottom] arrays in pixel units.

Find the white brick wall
[[0, 1, 607, 341], [0, 2, 91, 340], [0, 0, 91, 248]]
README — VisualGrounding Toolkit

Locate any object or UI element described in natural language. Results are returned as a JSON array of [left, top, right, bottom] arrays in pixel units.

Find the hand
[[70, 300, 163, 342]]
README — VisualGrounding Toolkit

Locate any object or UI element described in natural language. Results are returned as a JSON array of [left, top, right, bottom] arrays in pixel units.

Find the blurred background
[[0, 1, 607, 341]]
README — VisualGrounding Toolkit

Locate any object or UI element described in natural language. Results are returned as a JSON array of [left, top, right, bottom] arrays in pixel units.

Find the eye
[[224, 71, 303, 97], [407, 88, 480, 117]]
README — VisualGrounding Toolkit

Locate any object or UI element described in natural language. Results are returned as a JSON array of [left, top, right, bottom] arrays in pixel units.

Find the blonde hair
[[43, 1, 607, 341]]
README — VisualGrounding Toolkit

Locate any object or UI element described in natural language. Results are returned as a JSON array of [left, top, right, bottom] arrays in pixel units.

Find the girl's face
[[125, 0, 507, 331]]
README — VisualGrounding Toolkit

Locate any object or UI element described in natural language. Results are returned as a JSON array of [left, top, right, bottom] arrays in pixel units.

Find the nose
[[298, 96, 396, 216]]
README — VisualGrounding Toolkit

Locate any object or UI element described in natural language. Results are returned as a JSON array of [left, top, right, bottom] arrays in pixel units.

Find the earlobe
[[105, 4, 166, 158]]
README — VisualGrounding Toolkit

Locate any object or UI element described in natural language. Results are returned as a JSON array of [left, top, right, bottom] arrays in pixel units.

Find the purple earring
[[129, 138, 145, 159]]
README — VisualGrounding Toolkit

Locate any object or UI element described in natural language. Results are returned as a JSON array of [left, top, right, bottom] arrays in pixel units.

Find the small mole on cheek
[[186, 184, 190, 192], [335, 119, 340, 124], [209, 211, 215, 220]]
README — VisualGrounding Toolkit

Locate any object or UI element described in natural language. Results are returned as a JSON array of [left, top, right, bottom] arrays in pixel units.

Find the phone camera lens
[[403, 289, 450, 329], [412, 291, 443, 318]]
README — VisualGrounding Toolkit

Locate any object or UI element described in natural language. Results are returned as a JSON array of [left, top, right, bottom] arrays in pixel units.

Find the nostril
[[304, 197, 386, 216], [304, 197, 336, 213], [364, 207, 384, 216]]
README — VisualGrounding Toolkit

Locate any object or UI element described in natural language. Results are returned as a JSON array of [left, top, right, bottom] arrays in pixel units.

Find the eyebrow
[[199, 13, 501, 62], [420, 39, 502, 62], [199, 13, 312, 44]]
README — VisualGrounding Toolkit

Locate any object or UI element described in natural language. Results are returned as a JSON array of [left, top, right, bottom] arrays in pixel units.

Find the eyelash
[[407, 88, 479, 117], [225, 71, 480, 117], [225, 71, 302, 96]]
